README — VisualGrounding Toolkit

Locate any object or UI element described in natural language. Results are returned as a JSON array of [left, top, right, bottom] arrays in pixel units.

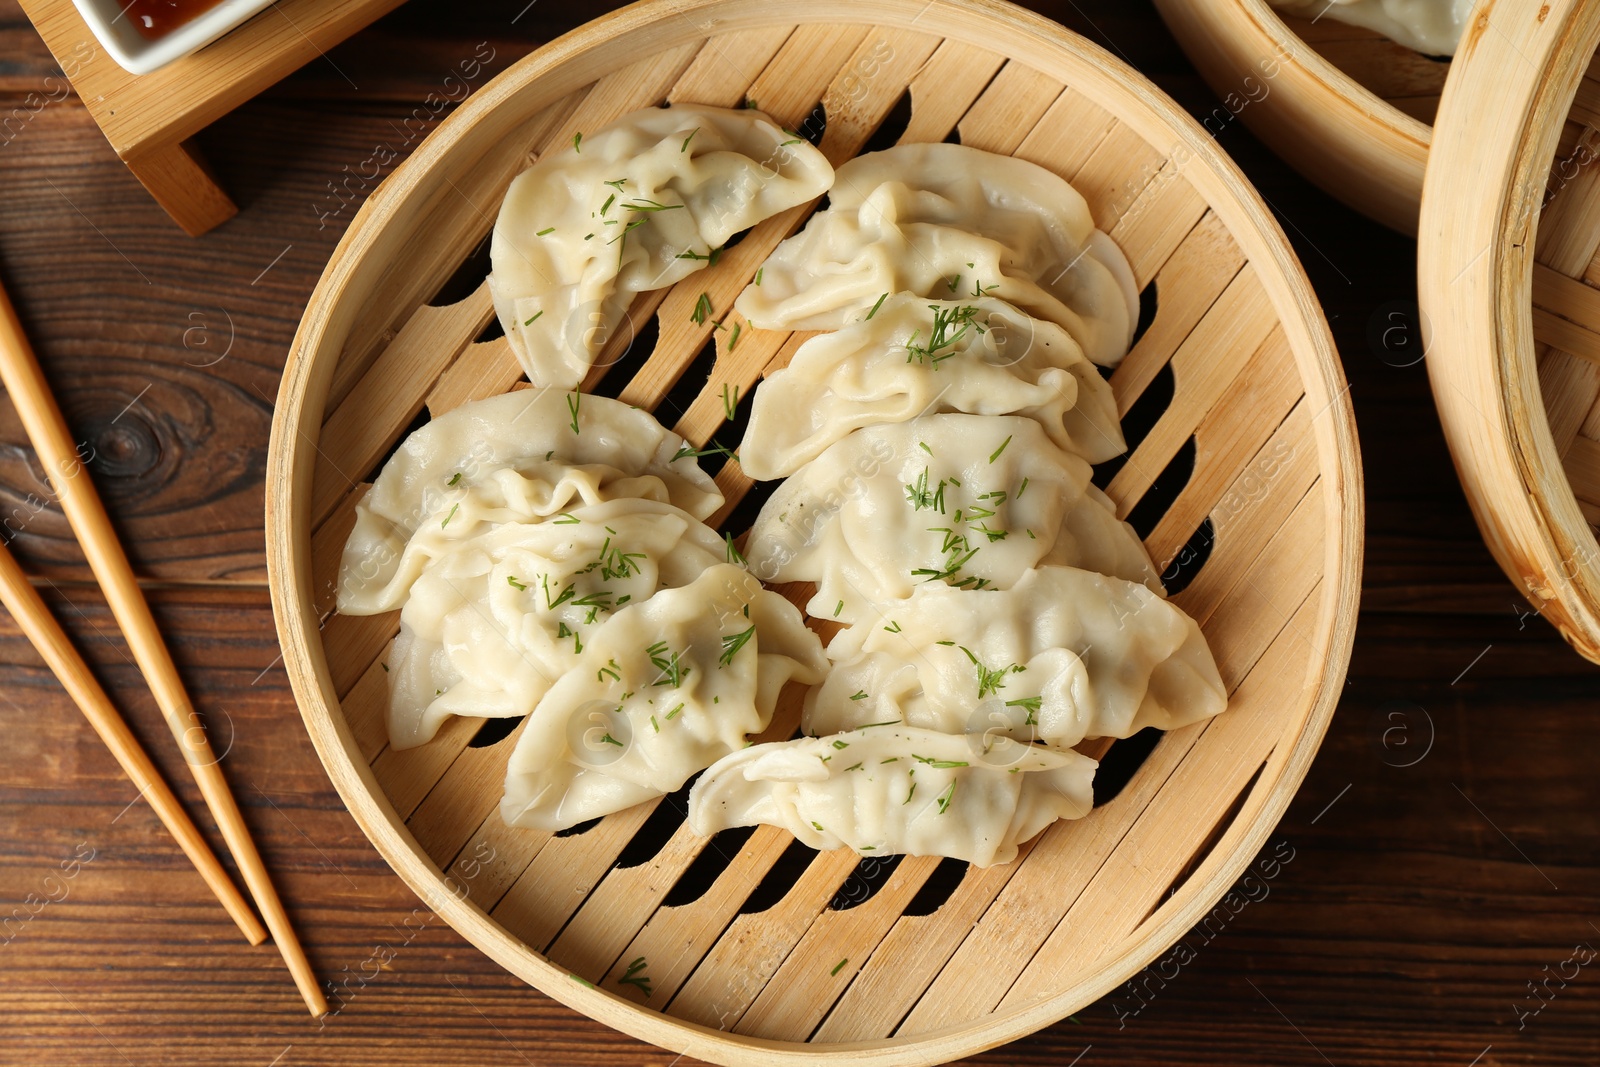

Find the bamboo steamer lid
[[1420, 0, 1600, 662]]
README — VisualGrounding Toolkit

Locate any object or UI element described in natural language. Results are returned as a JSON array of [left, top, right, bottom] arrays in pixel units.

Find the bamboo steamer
[[264, 1, 1363, 1061], [1150, 0, 1447, 234], [1421, 0, 1600, 664]]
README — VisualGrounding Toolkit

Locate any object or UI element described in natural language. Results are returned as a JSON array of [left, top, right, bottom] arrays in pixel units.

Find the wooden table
[[0, 2, 1596, 1064]]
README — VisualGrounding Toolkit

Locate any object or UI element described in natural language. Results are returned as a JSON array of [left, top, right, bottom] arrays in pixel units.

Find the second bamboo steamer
[[1151, 0, 1448, 234]]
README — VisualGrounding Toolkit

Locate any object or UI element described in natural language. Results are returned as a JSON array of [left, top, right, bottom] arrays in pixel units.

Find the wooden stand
[[17, 0, 408, 236]]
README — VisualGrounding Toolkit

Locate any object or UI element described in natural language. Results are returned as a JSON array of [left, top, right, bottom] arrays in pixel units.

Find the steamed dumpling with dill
[[687, 725, 1096, 868], [384, 498, 731, 749], [1269, 0, 1475, 55], [501, 565, 826, 831], [805, 565, 1226, 749], [744, 414, 1161, 625], [489, 103, 833, 389], [735, 142, 1138, 366], [738, 294, 1124, 481], [337, 389, 722, 615]]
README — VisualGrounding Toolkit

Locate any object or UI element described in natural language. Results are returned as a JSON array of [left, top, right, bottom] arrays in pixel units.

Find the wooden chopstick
[[0, 278, 329, 1017], [0, 536, 269, 946]]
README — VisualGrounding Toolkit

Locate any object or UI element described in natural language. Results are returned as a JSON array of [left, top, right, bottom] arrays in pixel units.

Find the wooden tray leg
[[122, 139, 238, 237]]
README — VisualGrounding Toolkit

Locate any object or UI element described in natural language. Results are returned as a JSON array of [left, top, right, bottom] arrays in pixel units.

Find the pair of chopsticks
[[0, 277, 327, 1017]]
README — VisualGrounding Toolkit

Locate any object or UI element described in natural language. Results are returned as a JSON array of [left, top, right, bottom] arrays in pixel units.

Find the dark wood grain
[[1, 0, 1598, 1063]]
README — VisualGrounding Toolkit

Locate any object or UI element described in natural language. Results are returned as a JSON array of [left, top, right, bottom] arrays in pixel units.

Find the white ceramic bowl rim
[[70, 0, 277, 75]]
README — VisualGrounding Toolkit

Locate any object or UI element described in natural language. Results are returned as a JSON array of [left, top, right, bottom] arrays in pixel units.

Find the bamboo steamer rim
[[1420, 0, 1600, 664], [1239, 0, 1436, 130], [1150, 0, 1435, 234], [265, 0, 1363, 1061]]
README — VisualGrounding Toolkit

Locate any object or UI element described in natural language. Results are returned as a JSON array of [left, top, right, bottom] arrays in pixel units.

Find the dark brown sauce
[[122, 0, 231, 41]]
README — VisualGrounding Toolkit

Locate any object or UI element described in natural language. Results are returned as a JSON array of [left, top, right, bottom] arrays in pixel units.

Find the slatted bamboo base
[[265, 2, 1362, 1062], [1423, 1, 1600, 666], [1150, 0, 1443, 234]]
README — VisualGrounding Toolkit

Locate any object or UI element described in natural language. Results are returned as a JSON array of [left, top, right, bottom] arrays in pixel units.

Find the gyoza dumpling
[[744, 415, 1159, 623], [490, 104, 833, 388], [386, 499, 727, 749], [736, 143, 1138, 366], [501, 565, 827, 831], [687, 726, 1096, 867], [805, 565, 1226, 748], [1268, 0, 1473, 54], [740, 294, 1124, 480], [338, 389, 722, 615]]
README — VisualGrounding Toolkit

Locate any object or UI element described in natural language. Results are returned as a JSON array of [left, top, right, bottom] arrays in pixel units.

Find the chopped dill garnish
[[989, 435, 1013, 463], [665, 703, 684, 720], [618, 956, 652, 998], [676, 246, 723, 265], [447, 472, 462, 486], [883, 621, 901, 634], [728, 321, 742, 352], [832, 740, 850, 750], [672, 441, 738, 462], [849, 690, 869, 701], [543, 575, 576, 610], [440, 503, 459, 528], [718, 625, 757, 667], [866, 292, 888, 320], [722, 382, 738, 420], [626, 198, 683, 213], [912, 754, 970, 769], [567, 392, 581, 434], [1006, 695, 1043, 725], [936, 781, 956, 814], [604, 178, 627, 191], [1017, 477, 1029, 499], [506, 576, 527, 591], [904, 467, 947, 513], [755, 267, 764, 286], [553, 513, 580, 525], [830, 958, 849, 976], [536, 227, 555, 236], [597, 658, 622, 683], [523, 310, 544, 326], [681, 127, 699, 152], [646, 641, 688, 688], [692, 292, 714, 325], [572, 132, 583, 152], [905, 304, 979, 369], [725, 533, 746, 565], [960, 645, 1021, 699], [834, 600, 844, 618]]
